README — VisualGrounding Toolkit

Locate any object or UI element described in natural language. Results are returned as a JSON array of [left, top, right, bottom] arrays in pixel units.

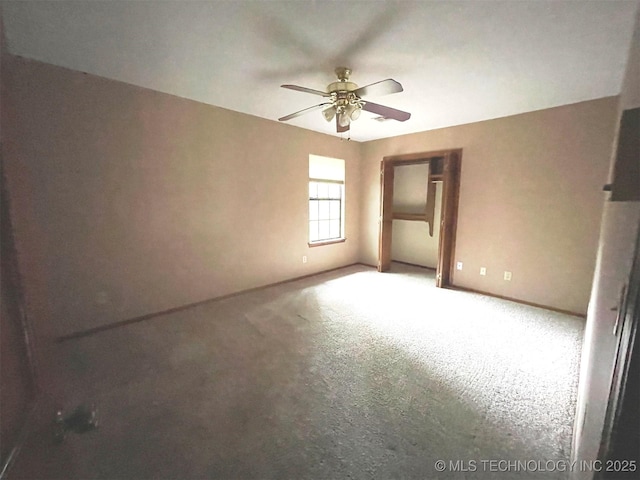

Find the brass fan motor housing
[[327, 67, 359, 94], [327, 81, 359, 93]]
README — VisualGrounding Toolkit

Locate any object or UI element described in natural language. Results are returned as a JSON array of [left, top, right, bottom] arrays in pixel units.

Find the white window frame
[[308, 155, 346, 247]]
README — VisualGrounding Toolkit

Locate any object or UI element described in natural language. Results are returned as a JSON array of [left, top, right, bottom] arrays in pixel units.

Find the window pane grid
[[309, 181, 343, 242]]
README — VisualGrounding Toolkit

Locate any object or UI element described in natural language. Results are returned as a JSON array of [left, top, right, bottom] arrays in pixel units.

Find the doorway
[[377, 149, 461, 288]]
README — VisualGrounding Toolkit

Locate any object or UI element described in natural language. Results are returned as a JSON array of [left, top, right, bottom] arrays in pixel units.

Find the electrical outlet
[[302, 256, 307, 264], [480, 267, 487, 276], [456, 262, 463, 270], [504, 271, 512, 281]]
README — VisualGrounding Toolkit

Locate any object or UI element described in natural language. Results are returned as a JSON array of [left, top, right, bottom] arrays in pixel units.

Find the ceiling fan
[[278, 67, 411, 133]]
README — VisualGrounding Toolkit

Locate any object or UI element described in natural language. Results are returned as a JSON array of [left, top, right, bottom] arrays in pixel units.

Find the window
[[309, 180, 343, 242], [309, 155, 345, 245]]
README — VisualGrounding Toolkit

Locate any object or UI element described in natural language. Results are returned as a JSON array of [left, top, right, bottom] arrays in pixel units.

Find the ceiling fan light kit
[[278, 67, 411, 133]]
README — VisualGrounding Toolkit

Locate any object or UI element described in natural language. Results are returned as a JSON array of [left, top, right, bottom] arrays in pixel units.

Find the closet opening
[[378, 149, 461, 287]]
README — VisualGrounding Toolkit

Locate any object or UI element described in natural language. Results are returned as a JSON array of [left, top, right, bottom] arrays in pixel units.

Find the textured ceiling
[[2, 0, 639, 142]]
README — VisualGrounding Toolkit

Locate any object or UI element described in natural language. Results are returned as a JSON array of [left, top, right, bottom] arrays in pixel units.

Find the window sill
[[308, 238, 346, 248]]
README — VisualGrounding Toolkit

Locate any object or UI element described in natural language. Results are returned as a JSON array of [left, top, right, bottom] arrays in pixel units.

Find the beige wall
[[392, 163, 430, 214], [1, 55, 361, 339], [391, 164, 442, 268], [360, 98, 618, 314], [1, 52, 621, 338]]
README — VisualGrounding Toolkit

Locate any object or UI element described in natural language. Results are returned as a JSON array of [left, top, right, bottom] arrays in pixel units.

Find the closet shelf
[[392, 212, 427, 221]]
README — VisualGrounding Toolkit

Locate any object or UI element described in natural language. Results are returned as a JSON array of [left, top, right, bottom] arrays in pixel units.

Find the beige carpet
[[11, 263, 584, 479]]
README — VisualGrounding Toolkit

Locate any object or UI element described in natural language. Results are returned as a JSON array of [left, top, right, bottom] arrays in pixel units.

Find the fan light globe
[[322, 107, 336, 122], [349, 105, 362, 121], [338, 113, 351, 128]]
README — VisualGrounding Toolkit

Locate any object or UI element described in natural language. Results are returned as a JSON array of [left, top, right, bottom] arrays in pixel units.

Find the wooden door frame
[[377, 149, 462, 288]]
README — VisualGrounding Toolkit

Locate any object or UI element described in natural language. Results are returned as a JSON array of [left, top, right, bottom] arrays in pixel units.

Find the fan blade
[[354, 79, 403, 98], [362, 101, 411, 122], [278, 103, 332, 122], [336, 115, 350, 133], [281, 85, 331, 97]]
